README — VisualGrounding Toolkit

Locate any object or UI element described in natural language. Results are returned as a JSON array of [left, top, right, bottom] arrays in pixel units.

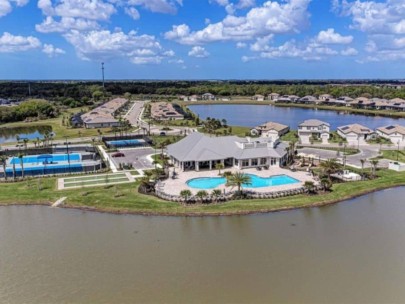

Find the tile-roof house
[[167, 132, 288, 171], [298, 119, 330, 144], [376, 125, 405, 146], [251, 121, 290, 139], [337, 123, 376, 145]]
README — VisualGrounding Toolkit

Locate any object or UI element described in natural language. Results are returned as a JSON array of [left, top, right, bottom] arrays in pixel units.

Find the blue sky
[[0, 0, 404, 79]]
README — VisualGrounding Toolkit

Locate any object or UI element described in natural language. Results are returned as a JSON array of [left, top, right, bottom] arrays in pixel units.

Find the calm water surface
[[0, 126, 52, 144], [2, 188, 405, 303], [189, 104, 405, 129]]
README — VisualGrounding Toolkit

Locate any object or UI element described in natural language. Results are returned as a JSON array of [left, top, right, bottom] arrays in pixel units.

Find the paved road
[[298, 146, 390, 168], [124, 100, 146, 126]]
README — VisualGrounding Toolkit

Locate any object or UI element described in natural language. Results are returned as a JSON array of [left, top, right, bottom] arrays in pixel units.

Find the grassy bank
[[1, 169, 405, 215], [0, 107, 114, 144], [376, 150, 405, 162]]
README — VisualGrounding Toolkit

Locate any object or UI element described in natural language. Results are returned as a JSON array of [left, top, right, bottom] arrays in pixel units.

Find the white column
[[209, 161, 212, 170], [196, 162, 200, 171]]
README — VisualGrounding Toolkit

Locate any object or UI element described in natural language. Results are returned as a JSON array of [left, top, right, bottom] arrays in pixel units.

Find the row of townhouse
[[271, 93, 405, 111], [251, 119, 405, 147]]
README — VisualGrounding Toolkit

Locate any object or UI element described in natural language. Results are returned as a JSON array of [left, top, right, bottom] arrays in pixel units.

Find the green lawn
[[280, 130, 298, 142], [377, 150, 405, 162], [1, 169, 405, 215], [0, 110, 114, 143]]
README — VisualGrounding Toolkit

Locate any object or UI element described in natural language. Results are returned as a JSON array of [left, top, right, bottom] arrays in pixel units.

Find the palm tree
[[287, 140, 297, 164], [211, 189, 222, 203], [304, 181, 316, 194], [196, 190, 208, 203], [18, 154, 24, 180], [23, 138, 29, 153], [226, 172, 252, 194], [180, 189, 192, 203], [0, 155, 8, 181], [320, 177, 332, 191], [319, 158, 341, 181], [360, 158, 366, 180], [369, 159, 379, 178], [215, 162, 224, 175]]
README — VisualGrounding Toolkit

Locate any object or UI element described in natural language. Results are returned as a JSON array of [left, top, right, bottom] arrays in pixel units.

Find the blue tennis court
[[5, 163, 83, 176], [9, 153, 81, 165], [106, 139, 145, 148]]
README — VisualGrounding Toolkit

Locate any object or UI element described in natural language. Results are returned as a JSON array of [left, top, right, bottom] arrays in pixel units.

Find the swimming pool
[[186, 174, 300, 189], [9, 153, 81, 165], [187, 177, 227, 189], [106, 139, 144, 147]]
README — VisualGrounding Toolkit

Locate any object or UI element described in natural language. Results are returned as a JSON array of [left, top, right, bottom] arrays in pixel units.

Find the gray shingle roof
[[299, 119, 330, 127], [167, 132, 287, 162]]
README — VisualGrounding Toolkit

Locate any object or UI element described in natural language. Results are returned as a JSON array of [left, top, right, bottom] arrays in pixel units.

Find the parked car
[[112, 152, 125, 158]]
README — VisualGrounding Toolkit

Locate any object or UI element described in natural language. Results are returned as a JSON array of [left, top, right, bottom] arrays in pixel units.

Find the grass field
[[1, 169, 405, 215], [0, 107, 114, 143], [376, 150, 405, 162]]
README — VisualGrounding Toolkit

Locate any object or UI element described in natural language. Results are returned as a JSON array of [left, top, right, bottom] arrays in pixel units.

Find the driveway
[[298, 146, 389, 168], [110, 147, 155, 170]]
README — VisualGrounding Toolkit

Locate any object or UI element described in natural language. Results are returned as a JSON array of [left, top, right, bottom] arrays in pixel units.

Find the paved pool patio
[[158, 167, 316, 196]]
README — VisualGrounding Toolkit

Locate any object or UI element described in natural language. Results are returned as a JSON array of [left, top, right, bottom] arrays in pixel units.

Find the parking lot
[[109, 147, 156, 170]]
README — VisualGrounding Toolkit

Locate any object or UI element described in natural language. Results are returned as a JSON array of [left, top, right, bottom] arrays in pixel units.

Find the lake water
[[189, 104, 405, 129], [2, 188, 405, 303], [0, 126, 52, 144]]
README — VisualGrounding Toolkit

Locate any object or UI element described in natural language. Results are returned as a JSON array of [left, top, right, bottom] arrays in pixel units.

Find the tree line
[[1, 81, 404, 100]]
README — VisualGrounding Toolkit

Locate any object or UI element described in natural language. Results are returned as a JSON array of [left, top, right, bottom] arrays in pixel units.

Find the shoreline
[[1, 183, 404, 217], [180, 100, 405, 119]]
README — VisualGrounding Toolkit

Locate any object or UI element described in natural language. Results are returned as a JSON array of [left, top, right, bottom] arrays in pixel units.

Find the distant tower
[[101, 62, 105, 88]]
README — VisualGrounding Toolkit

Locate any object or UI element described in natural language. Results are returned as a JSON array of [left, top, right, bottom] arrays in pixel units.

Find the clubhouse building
[[167, 132, 288, 171]]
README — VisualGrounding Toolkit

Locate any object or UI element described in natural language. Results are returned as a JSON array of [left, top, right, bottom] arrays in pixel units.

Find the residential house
[[337, 123, 376, 145], [81, 98, 128, 129], [151, 102, 184, 121], [376, 125, 405, 147], [251, 94, 265, 101], [297, 95, 318, 104], [268, 93, 280, 101], [298, 119, 330, 144], [250, 121, 290, 141], [319, 94, 334, 102], [167, 132, 288, 171], [201, 93, 216, 101]]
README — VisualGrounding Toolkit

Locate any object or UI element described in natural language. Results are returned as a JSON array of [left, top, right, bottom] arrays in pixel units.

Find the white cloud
[[0, 32, 41, 52], [236, 42, 247, 48], [361, 34, 405, 62], [63, 29, 163, 63], [126, 0, 182, 14], [236, 0, 255, 9], [42, 43, 66, 57], [125, 7, 140, 20], [165, 0, 311, 44], [336, 0, 405, 35], [0, 0, 29, 18], [36, 16, 99, 33], [316, 28, 353, 44], [341, 47, 358, 56], [39, 0, 116, 21], [168, 58, 184, 64], [249, 34, 273, 51], [130, 56, 162, 64], [163, 49, 175, 56], [188, 46, 209, 58]]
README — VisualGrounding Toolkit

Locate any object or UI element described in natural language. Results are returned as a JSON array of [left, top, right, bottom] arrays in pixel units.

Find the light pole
[[65, 137, 71, 173]]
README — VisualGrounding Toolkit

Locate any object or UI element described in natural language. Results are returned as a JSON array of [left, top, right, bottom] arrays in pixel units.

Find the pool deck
[[159, 167, 315, 195]]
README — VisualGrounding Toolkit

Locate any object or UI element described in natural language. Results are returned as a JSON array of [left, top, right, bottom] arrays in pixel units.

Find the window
[[260, 158, 267, 165], [251, 159, 258, 166], [235, 159, 239, 166], [242, 160, 249, 167], [270, 158, 277, 166]]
